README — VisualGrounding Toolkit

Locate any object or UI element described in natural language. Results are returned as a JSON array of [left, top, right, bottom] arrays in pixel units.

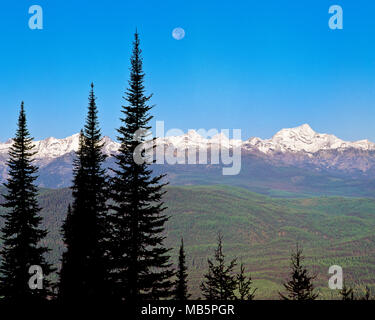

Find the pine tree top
[[279, 244, 318, 300], [200, 234, 238, 300]]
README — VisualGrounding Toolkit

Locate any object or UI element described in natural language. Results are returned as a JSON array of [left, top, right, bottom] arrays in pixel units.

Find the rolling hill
[[1, 184, 374, 299]]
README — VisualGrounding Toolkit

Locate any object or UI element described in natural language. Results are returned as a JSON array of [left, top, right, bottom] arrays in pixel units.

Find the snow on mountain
[[156, 130, 242, 149], [34, 134, 81, 159], [101, 136, 120, 155], [1, 124, 375, 188], [243, 124, 375, 154], [0, 134, 120, 161], [0, 124, 374, 160]]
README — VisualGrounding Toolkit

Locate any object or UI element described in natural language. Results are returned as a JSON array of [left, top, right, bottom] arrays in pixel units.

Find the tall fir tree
[[279, 244, 318, 300], [236, 263, 256, 300], [109, 32, 173, 302], [59, 84, 110, 303], [174, 238, 191, 300], [200, 234, 237, 300], [0, 102, 53, 302]]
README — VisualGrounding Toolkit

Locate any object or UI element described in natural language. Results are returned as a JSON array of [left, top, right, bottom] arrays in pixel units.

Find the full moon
[[172, 27, 185, 40]]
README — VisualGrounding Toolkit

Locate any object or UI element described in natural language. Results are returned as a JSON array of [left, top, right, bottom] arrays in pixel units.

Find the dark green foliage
[[236, 263, 256, 300], [0, 102, 53, 302], [363, 286, 371, 300], [3, 184, 375, 299], [279, 244, 318, 300], [174, 238, 191, 300], [200, 234, 237, 300], [109, 32, 173, 302], [339, 284, 354, 300], [359, 286, 372, 300], [59, 84, 110, 303]]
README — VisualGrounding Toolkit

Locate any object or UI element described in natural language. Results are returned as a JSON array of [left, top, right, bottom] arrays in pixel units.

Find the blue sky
[[1, 0, 375, 142]]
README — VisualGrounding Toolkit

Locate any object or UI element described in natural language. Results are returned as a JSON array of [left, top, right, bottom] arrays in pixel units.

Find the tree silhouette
[[200, 234, 237, 300], [174, 238, 191, 300], [109, 32, 173, 302], [236, 263, 256, 300], [339, 284, 354, 301], [59, 84, 110, 303], [358, 286, 373, 300], [0, 102, 53, 302], [279, 244, 318, 300]]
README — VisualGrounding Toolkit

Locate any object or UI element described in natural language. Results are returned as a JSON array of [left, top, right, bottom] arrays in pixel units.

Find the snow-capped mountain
[[155, 129, 243, 150], [243, 124, 375, 154], [0, 124, 373, 160], [1, 124, 375, 188], [0, 134, 119, 161]]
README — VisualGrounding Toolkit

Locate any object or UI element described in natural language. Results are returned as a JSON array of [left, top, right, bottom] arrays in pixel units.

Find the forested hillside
[[1, 185, 375, 299]]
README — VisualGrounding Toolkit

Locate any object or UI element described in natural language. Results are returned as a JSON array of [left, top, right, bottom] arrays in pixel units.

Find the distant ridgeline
[[1, 124, 375, 197]]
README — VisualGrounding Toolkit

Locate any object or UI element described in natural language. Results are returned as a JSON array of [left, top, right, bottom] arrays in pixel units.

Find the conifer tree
[[59, 84, 110, 303], [236, 263, 256, 300], [109, 32, 173, 302], [358, 286, 374, 301], [339, 284, 354, 301], [0, 102, 53, 302], [174, 238, 191, 300], [362, 286, 371, 300], [279, 244, 318, 300], [200, 234, 237, 300]]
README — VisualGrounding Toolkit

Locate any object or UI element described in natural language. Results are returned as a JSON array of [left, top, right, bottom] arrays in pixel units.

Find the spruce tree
[[109, 32, 173, 302], [279, 244, 318, 300], [174, 238, 191, 300], [0, 102, 53, 302], [339, 284, 354, 301], [200, 234, 237, 300], [59, 84, 110, 303], [236, 263, 256, 300]]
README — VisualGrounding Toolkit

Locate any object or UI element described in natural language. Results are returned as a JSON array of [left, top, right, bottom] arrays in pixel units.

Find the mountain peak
[[211, 132, 229, 141], [295, 123, 315, 134], [1, 125, 375, 160], [186, 129, 202, 139], [274, 123, 316, 138]]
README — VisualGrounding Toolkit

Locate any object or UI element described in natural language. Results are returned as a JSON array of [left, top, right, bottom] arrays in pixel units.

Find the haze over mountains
[[1, 124, 375, 193]]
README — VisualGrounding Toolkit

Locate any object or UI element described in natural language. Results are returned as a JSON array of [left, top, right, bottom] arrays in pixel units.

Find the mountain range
[[1, 124, 375, 193], [1, 125, 375, 298]]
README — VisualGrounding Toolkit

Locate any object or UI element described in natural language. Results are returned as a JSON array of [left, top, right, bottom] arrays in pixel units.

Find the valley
[[1, 185, 374, 299]]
